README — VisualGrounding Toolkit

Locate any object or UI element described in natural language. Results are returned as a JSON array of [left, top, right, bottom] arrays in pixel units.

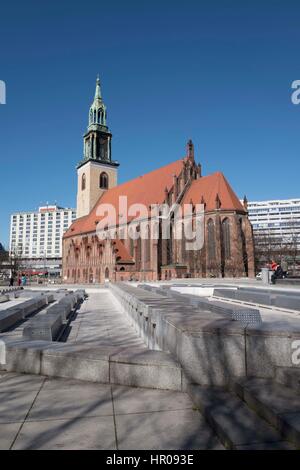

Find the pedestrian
[[9, 275, 14, 287], [271, 260, 278, 271], [271, 261, 284, 284]]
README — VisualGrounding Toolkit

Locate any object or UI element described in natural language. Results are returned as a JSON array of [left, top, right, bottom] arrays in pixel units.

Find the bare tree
[[253, 224, 300, 276]]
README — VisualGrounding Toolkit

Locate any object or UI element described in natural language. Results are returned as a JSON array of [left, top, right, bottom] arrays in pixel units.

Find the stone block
[[23, 313, 63, 341], [272, 295, 300, 311], [187, 384, 282, 449], [0, 295, 9, 303], [177, 329, 246, 386], [213, 289, 237, 300], [41, 352, 109, 383], [45, 294, 54, 304], [0, 308, 23, 332], [2, 341, 47, 374], [46, 303, 72, 323], [275, 367, 300, 391], [245, 328, 300, 378], [60, 294, 77, 309], [110, 349, 182, 391], [236, 291, 271, 305]]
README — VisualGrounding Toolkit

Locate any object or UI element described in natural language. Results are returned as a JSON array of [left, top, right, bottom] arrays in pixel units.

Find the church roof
[[64, 162, 245, 239], [182, 172, 245, 212], [65, 158, 184, 238]]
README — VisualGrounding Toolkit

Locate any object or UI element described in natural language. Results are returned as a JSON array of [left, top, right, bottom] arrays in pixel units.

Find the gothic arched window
[[207, 219, 216, 260], [130, 237, 134, 257], [81, 173, 86, 191], [222, 218, 231, 260], [145, 225, 151, 262], [93, 109, 96, 123], [99, 172, 108, 189], [97, 109, 101, 124]]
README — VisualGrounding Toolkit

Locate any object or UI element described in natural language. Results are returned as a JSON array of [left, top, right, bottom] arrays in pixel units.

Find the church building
[[62, 78, 255, 283]]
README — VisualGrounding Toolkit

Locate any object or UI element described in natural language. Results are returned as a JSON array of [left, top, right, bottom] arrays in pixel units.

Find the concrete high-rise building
[[9, 205, 76, 278], [247, 198, 300, 273], [76, 76, 119, 218]]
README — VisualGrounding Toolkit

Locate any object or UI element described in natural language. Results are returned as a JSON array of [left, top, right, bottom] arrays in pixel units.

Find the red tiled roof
[[182, 172, 245, 212], [64, 164, 245, 240], [64, 159, 185, 238]]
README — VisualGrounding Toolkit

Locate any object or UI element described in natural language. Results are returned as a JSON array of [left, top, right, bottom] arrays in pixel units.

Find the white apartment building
[[9, 205, 76, 277], [247, 198, 300, 272], [247, 199, 300, 243]]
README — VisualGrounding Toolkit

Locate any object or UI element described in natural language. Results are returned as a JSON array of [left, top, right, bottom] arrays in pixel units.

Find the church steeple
[[77, 76, 119, 166], [94, 75, 102, 100], [76, 76, 119, 218], [88, 75, 107, 129]]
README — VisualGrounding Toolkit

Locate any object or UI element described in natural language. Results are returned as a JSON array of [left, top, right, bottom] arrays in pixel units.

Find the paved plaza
[[0, 371, 223, 450], [1, 280, 300, 449]]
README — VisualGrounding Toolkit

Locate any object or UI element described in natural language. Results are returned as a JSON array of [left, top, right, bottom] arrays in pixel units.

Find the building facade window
[[82, 174, 86, 190], [207, 219, 216, 260], [99, 172, 108, 189], [222, 218, 231, 259]]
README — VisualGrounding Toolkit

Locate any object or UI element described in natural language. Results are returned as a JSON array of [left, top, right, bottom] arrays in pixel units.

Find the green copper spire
[[87, 75, 107, 129], [94, 74, 102, 101]]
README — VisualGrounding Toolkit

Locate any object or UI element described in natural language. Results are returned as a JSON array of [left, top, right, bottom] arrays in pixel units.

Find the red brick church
[[62, 78, 255, 283]]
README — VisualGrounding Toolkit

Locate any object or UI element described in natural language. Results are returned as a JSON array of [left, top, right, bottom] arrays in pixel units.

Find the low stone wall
[[0, 294, 53, 332], [0, 287, 23, 295], [0, 339, 184, 391], [213, 287, 300, 311], [23, 313, 63, 341], [21, 290, 85, 341], [0, 294, 9, 303], [110, 283, 300, 386]]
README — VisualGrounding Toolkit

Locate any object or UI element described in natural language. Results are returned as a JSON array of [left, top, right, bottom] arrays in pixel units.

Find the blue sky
[[0, 0, 300, 247]]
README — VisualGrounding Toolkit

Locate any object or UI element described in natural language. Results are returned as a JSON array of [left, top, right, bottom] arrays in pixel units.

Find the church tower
[[76, 76, 119, 218]]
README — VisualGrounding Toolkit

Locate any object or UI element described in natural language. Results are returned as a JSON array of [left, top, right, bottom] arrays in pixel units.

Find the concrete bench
[[0, 307, 23, 332], [18, 297, 48, 318], [0, 287, 22, 295], [60, 294, 77, 309], [41, 293, 55, 304], [213, 288, 237, 299], [46, 302, 72, 323], [0, 295, 9, 303], [276, 278, 300, 287], [0, 295, 50, 332], [76, 288, 86, 297], [23, 312, 63, 341], [214, 287, 300, 311], [271, 295, 300, 311], [162, 289, 261, 321], [73, 289, 86, 302]]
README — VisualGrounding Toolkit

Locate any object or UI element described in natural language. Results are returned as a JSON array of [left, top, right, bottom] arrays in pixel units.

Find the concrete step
[[187, 383, 295, 450], [275, 367, 300, 392], [229, 377, 300, 448]]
